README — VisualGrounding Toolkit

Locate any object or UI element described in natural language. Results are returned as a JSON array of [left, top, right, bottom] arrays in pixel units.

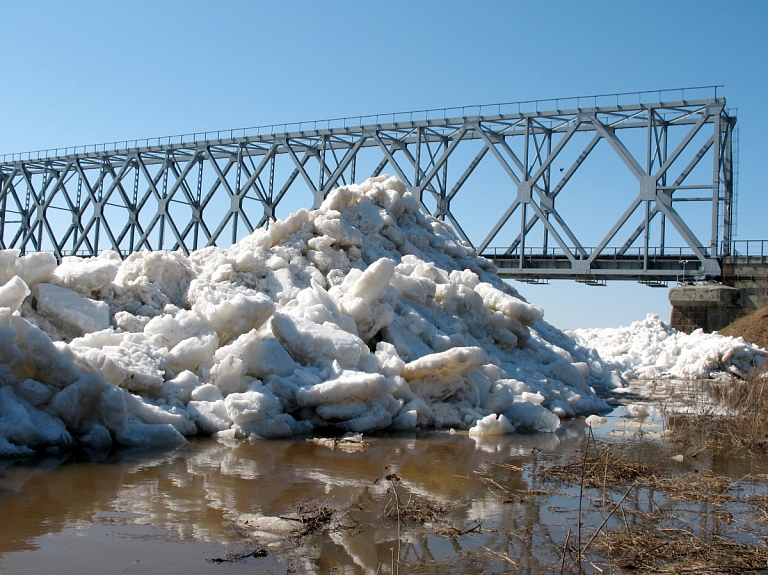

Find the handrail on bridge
[[725, 240, 768, 259], [0, 85, 725, 164], [482, 246, 714, 259]]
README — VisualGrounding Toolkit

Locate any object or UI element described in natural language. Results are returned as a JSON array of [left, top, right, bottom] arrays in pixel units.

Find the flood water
[[1, 407, 767, 575]]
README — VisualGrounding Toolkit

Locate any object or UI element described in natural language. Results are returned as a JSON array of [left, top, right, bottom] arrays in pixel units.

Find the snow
[[572, 314, 766, 381], [0, 175, 764, 456]]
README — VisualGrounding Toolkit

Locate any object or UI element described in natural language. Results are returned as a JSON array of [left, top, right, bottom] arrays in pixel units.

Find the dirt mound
[[719, 306, 768, 350]]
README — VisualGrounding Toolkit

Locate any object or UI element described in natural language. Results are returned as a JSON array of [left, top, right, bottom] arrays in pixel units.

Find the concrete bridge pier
[[669, 255, 768, 333]]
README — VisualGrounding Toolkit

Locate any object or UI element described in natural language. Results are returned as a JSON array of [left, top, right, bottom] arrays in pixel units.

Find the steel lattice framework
[[0, 86, 735, 283]]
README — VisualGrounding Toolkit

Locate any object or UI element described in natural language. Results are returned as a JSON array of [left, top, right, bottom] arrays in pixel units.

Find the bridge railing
[[482, 246, 713, 260], [726, 240, 768, 259], [0, 85, 724, 164]]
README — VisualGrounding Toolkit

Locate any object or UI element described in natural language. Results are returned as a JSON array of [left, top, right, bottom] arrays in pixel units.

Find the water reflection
[[1, 418, 766, 575]]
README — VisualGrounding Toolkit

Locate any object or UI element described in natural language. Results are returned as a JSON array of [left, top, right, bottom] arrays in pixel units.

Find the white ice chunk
[[47, 372, 105, 433], [0, 249, 21, 283], [468, 413, 515, 436], [115, 250, 194, 307], [474, 282, 543, 326], [53, 255, 119, 295], [503, 402, 560, 433], [99, 384, 128, 432], [187, 400, 231, 435], [114, 422, 186, 447], [585, 415, 608, 427], [272, 309, 366, 366], [79, 423, 113, 449], [0, 386, 73, 450], [549, 358, 590, 392], [186, 279, 274, 344], [297, 372, 393, 407], [122, 390, 197, 435], [11, 315, 81, 388], [190, 383, 224, 402], [143, 308, 212, 349], [36, 283, 110, 338], [12, 378, 55, 406], [250, 338, 300, 379], [0, 276, 30, 312], [224, 388, 282, 426], [159, 370, 201, 404], [15, 252, 57, 285], [402, 346, 487, 381], [166, 330, 219, 374]]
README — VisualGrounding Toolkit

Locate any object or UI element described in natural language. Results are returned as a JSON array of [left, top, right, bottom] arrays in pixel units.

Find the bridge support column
[[669, 285, 742, 333]]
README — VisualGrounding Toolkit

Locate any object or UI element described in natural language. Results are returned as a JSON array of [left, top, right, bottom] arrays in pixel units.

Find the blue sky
[[1, 0, 766, 329]]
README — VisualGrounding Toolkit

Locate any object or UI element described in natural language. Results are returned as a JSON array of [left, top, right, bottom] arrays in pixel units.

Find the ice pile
[[0, 176, 623, 456], [573, 314, 767, 381]]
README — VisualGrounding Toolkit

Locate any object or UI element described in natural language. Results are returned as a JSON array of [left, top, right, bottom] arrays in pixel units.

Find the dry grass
[[537, 433, 768, 574], [539, 440, 660, 488], [381, 470, 449, 525], [720, 305, 768, 351], [598, 528, 768, 574], [651, 471, 737, 504], [284, 502, 337, 539], [668, 366, 768, 455]]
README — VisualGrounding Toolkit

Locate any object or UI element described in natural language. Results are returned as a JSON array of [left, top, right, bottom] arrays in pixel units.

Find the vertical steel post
[[542, 130, 552, 253], [0, 174, 5, 247], [36, 165, 50, 251], [643, 200, 650, 271], [319, 135, 327, 192], [521, 119, 530, 267], [644, 108, 653, 268], [233, 146, 242, 245], [414, 126, 422, 188], [659, 121, 668, 255], [74, 172, 83, 251], [439, 137, 448, 220], [159, 153, 169, 250], [722, 115, 735, 255], [519, 202, 526, 269], [95, 160, 105, 254], [268, 154, 275, 220], [711, 108, 722, 256], [194, 157, 203, 250], [130, 158, 139, 252]]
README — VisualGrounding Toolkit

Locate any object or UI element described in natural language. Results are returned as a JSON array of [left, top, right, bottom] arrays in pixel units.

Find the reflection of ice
[[467, 498, 504, 523], [472, 432, 561, 455], [303, 470, 382, 494], [1, 427, 592, 573]]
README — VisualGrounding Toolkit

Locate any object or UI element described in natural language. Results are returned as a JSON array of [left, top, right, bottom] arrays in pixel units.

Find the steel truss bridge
[[0, 86, 736, 284]]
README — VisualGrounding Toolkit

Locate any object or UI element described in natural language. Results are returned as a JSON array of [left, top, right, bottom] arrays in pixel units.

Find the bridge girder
[[0, 87, 736, 283]]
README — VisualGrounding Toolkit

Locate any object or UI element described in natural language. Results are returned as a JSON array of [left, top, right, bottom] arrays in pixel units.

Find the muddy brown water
[[1, 408, 767, 575]]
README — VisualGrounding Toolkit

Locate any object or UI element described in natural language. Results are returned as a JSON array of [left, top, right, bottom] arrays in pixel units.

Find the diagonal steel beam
[[372, 133, 414, 186], [587, 194, 644, 266], [588, 115, 646, 180], [478, 199, 520, 253], [283, 138, 321, 206], [654, 107, 713, 180], [476, 128, 522, 185]]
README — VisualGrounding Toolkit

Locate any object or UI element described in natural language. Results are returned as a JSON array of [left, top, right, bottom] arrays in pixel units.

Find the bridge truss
[[0, 86, 735, 283]]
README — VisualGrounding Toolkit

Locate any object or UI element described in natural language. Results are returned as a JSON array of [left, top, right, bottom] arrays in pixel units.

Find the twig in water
[[560, 529, 572, 575], [582, 483, 635, 554], [577, 427, 592, 574], [480, 545, 519, 568]]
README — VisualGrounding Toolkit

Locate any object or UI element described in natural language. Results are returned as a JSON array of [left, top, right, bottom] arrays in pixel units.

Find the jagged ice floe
[[0, 176, 764, 456], [573, 314, 767, 381]]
